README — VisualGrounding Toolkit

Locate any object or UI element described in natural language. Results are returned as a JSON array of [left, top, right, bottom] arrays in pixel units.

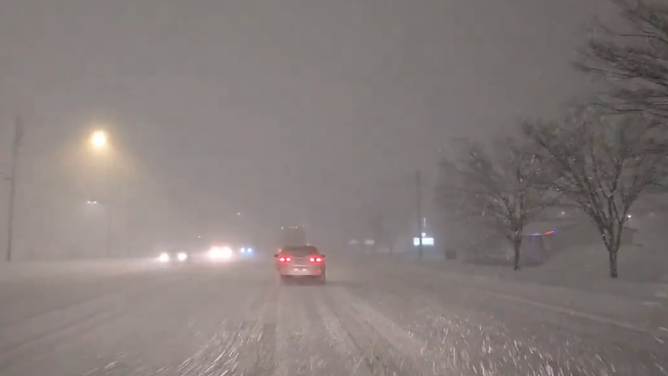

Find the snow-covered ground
[[377, 243, 668, 300], [0, 259, 159, 282], [0, 256, 665, 375]]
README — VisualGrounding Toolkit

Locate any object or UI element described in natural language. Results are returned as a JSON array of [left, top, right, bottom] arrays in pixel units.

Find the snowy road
[[0, 256, 665, 376]]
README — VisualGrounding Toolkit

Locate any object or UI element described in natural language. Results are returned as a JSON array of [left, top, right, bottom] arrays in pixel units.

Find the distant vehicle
[[156, 250, 189, 263], [207, 245, 234, 261], [238, 245, 255, 257], [279, 225, 306, 248], [275, 245, 326, 284]]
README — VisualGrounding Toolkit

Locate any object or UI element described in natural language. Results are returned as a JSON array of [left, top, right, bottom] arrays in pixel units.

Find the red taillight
[[279, 257, 291, 262], [310, 257, 323, 263]]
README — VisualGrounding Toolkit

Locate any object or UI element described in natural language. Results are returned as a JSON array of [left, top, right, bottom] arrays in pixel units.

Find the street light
[[90, 130, 108, 150], [86, 128, 114, 257]]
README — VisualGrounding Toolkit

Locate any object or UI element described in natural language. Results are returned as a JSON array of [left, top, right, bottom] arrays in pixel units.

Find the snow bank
[[360, 253, 668, 336], [0, 259, 155, 282], [366, 246, 668, 300]]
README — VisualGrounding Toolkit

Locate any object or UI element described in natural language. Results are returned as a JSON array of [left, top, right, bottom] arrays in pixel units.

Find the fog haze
[[1, 0, 607, 257]]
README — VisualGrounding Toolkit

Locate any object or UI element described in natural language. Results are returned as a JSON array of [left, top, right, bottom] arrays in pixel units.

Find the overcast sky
[[0, 0, 611, 255]]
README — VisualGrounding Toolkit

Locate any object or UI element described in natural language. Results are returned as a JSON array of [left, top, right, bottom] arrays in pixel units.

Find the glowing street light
[[85, 128, 118, 258], [90, 130, 108, 150]]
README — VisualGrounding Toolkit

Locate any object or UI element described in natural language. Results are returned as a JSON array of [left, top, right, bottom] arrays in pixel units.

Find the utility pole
[[416, 169, 423, 259], [87, 199, 113, 257], [105, 204, 112, 258], [6, 116, 23, 263], [104, 172, 116, 258]]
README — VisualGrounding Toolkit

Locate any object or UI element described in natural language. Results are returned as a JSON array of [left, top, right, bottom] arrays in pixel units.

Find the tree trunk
[[605, 223, 624, 279], [513, 237, 521, 270], [608, 251, 618, 278]]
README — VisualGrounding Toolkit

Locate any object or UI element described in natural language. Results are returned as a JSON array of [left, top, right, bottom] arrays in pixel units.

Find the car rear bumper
[[279, 265, 325, 276]]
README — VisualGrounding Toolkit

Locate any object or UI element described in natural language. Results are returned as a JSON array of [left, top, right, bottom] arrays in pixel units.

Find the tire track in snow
[[356, 270, 668, 376], [320, 285, 434, 376], [314, 288, 375, 376], [74, 272, 269, 376], [273, 283, 317, 376], [0, 268, 157, 326], [229, 282, 278, 376], [272, 282, 363, 376], [0, 270, 199, 370], [175, 280, 279, 376]]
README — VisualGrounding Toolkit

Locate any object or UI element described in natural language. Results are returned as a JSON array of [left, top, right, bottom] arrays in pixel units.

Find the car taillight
[[310, 257, 323, 263], [279, 257, 291, 262]]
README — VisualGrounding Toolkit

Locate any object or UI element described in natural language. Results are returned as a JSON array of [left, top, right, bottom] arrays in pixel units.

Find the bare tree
[[576, 0, 668, 118], [436, 136, 554, 270], [523, 107, 668, 278]]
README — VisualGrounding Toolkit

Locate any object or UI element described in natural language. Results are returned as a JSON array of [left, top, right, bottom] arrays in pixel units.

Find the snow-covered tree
[[523, 107, 668, 278], [436, 137, 555, 270], [576, 0, 668, 118]]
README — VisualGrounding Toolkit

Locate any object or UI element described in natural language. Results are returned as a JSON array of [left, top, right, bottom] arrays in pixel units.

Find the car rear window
[[283, 246, 318, 256]]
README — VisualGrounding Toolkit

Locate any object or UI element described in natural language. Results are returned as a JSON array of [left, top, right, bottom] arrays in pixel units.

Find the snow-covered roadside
[[453, 261, 665, 300], [366, 251, 668, 301], [0, 259, 156, 283], [361, 253, 668, 340]]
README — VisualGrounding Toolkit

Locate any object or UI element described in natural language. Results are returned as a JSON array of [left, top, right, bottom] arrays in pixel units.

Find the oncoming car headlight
[[221, 246, 232, 258], [158, 252, 170, 262], [208, 247, 221, 259], [177, 252, 187, 261], [208, 246, 232, 260]]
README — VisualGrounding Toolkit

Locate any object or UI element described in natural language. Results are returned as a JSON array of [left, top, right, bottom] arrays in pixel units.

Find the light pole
[[415, 169, 423, 259], [5, 116, 23, 263], [87, 199, 112, 257], [88, 129, 113, 258]]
